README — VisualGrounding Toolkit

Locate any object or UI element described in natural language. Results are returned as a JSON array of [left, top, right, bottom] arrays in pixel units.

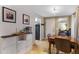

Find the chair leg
[[49, 43, 51, 54]]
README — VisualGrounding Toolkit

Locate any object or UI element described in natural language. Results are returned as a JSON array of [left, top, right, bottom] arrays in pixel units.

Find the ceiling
[[14, 5, 78, 17]]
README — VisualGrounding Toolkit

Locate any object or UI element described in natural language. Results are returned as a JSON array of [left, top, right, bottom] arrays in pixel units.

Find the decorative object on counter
[[2, 7, 16, 23], [23, 14, 30, 25], [21, 27, 32, 34], [18, 34, 26, 41]]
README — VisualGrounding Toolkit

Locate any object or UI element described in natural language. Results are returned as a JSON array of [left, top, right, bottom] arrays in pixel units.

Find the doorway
[[35, 24, 40, 40]]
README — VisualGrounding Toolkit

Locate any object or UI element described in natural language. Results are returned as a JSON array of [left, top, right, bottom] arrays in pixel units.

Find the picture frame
[[2, 7, 16, 23], [23, 14, 30, 25]]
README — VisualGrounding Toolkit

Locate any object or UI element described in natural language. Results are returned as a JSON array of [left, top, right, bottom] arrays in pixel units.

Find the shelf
[[1, 32, 26, 38]]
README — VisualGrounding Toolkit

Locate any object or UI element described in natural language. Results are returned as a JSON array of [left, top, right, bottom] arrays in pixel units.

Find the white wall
[[45, 18, 56, 38], [71, 14, 77, 39], [0, 5, 41, 53], [41, 25, 44, 40], [40, 18, 44, 40], [45, 17, 71, 39]]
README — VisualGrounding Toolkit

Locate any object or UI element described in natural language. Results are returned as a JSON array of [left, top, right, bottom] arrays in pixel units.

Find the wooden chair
[[70, 38, 79, 54], [74, 43, 79, 54], [47, 34, 55, 54], [54, 38, 71, 54], [47, 34, 55, 44]]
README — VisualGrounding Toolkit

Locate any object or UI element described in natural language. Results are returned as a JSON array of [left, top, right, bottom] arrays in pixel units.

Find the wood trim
[[41, 24, 44, 25], [44, 18, 46, 38]]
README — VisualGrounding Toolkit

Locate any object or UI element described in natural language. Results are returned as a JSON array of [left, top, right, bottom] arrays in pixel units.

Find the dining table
[[48, 35, 79, 54]]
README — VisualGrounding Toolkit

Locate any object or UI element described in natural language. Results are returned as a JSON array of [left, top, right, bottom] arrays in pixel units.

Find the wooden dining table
[[48, 35, 79, 54]]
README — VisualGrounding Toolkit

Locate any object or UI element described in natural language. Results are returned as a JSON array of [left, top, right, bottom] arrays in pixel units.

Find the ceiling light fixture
[[50, 6, 61, 16], [52, 7, 56, 16]]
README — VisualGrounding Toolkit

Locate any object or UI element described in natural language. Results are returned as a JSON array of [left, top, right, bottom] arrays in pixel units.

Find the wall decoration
[[23, 14, 30, 25], [2, 7, 16, 23], [21, 27, 32, 34], [24, 27, 32, 34]]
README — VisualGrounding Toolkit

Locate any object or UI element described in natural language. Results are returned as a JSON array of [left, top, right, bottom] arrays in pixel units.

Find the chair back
[[54, 38, 71, 53], [47, 34, 51, 41], [47, 34, 55, 44]]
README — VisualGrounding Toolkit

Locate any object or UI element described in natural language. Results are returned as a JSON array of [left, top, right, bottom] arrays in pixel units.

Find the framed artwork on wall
[[23, 14, 30, 25], [2, 7, 16, 23]]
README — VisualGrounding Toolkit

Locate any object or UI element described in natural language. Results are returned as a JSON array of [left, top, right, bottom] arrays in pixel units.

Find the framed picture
[[2, 7, 16, 23], [23, 14, 30, 25]]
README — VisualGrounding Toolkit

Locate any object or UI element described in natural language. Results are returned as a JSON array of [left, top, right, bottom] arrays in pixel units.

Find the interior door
[[35, 24, 40, 40]]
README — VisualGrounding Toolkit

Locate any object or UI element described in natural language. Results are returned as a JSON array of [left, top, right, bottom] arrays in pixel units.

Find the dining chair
[[47, 34, 55, 54], [54, 38, 71, 54], [74, 43, 79, 54]]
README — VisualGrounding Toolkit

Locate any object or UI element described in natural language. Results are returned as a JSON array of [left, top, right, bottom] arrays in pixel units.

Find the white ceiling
[[14, 5, 78, 17]]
